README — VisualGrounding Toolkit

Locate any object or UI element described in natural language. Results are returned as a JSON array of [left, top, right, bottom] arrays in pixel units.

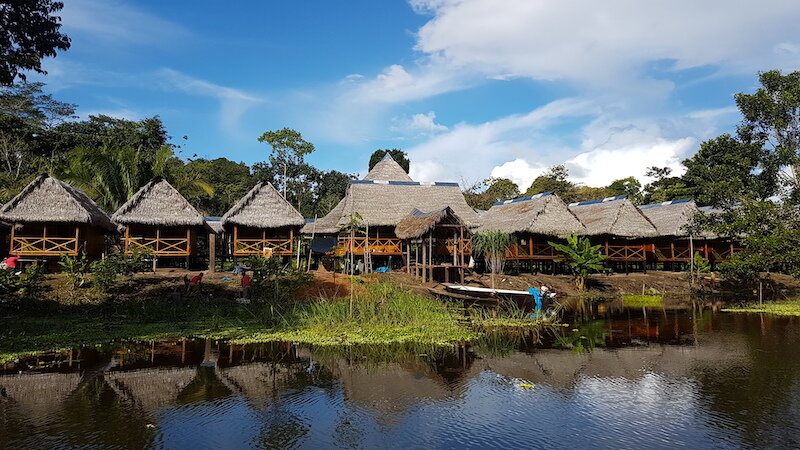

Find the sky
[[31, 0, 800, 190]]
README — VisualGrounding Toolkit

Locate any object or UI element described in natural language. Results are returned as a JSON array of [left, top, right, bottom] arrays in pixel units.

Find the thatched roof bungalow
[[303, 154, 478, 259], [395, 207, 471, 281], [475, 192, 585, 261], [0, 174, 114, 258], [112, 177, 206, 257], [222, 182, 305, 256], [568, 196, 657, 262]]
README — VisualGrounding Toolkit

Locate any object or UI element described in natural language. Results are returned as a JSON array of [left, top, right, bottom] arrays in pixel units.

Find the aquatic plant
[[622, 294, 664, 308], [722, 299, 800, 316]]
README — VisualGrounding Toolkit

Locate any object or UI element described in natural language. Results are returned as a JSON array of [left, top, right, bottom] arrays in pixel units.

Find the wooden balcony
[[653, 245, 692, 262], [604, 244, 646, 261], [11, 236, 79, 256], [335, 237, 403, 255], [505, 242, 560, 260], [233, 238, 293, 256], [124, 237, 190, 256], [443, 238, 472, 256]]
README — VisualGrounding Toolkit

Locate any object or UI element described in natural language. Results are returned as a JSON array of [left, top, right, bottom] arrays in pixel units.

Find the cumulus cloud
[[155, 69, 263, 135], [490, 159, 546, 191], [412, 0, 800, 88]]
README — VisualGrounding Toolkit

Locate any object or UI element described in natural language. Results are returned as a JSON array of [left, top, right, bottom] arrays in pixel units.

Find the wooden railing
[[604, 244, 646, 261], [708, 244, 742, 262], [444, 238, 472, 255], [11, 236, 79, 256], [234, 238, 293, 256], [653, 245, 692, 261], [506, 242, 560, 260], [124, 237, 190, 256], [335, 237, 403, 255]]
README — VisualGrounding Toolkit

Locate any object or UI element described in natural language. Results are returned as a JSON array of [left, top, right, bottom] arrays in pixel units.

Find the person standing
[[240, 271, 252, 299]]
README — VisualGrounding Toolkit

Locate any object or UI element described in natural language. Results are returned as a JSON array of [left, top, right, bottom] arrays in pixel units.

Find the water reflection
[[2, 306, 800, 448]]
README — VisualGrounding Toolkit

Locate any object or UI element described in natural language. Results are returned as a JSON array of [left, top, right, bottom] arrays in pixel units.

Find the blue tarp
[[311, 237, 339, 253]]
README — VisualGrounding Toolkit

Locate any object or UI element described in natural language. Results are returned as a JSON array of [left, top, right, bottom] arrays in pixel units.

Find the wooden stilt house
[[112, 178, 207, 259], [302, 154, 478, 270], [222, 182, 305, 258], [0, 174, 115, 259], [474, 192, 585, 262], [568, 196, 657, 266], [395, 206, 470, 283]]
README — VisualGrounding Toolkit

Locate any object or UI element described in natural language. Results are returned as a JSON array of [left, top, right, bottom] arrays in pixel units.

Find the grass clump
[[622, 294, 663, 308], [721, 299, 800, 316]]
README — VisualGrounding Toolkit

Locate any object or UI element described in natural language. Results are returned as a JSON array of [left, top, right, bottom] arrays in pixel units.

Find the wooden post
[[74, 225, 80, 255], [124, 225, 130, 254], [422, 237, 427, 282], [43, 225, 47, 254], [156, 227, 161, 254], [290, 227, 295, 256], [233, 225, 239, 256], [453, 230, 458, 266], [208, 232, 216, 272], [428, 231, 433, 282], [9, 223, 15, 255]]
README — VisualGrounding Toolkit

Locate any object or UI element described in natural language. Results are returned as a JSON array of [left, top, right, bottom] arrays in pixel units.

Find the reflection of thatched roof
[[222, 182, 304, 229], [112, 178, 206, 227], [217, 363, 293, 408], [0, 372, 81, 424], [0, 174, 114, 231], [394, 206, 466, 239], [363, 153, 412, 182], [569, 196, 657, 237], [639, 199, 700, 237], [475, 192, 586, 236], [105, 367, 196, 413]]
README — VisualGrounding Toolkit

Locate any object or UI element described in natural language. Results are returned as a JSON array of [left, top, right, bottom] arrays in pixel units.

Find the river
[[2, 304, 799, 449]]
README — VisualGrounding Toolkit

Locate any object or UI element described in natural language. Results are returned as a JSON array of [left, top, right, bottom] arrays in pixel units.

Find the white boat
[[442, 284, 533, 300]]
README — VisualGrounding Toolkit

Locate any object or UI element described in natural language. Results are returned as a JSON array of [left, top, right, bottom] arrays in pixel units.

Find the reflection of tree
[[256, 409, 311, 449], [555, 320, 608, 353]]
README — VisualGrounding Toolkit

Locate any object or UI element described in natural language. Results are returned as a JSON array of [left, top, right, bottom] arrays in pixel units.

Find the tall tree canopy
[[368, 149, 410, 173], [257, 128, 315, 198], [0, 0, 71, 85], [525, 165, 575, 198]]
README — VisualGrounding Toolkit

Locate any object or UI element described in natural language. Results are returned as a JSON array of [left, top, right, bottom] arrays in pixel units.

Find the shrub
[[247, 256, 314, 301], [90, 251, 151, 293], [59, 253, 91, 288], [0, 264, 44, 299], [549, 235, 605, 290]]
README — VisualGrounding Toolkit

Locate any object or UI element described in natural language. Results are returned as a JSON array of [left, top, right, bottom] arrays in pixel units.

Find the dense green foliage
[[549, 235, 605, 290], [473, 231, 514, 289], [0, 264, 43, 299], [247, 255, 314, 301], [0, 0, 70, 85], [368, 149, 410, 173]]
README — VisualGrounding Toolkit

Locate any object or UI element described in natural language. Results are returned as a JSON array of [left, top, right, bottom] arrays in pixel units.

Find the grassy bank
[[721, 299, 800, 316], [0, 280, 548, 364]]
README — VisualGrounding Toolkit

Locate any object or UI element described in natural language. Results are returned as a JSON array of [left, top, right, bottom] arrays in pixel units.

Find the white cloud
[[394, 111, 448, 135], [412, 0, 800, 88], [490, 159, 546, 191], [155, 69, 263, 135], [347, 63, 474, 104], [60, 0, 191, 47]]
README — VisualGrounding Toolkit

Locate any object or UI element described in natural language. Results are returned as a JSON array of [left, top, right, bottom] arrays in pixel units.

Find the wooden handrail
[[11, 236, 79, 256], [234, 238, 293, 255], [124, 237, 190, 256], [334, 237, 403, 255]]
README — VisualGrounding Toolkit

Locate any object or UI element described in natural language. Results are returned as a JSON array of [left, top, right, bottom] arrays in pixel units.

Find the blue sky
[[33, 0, 800, 189]]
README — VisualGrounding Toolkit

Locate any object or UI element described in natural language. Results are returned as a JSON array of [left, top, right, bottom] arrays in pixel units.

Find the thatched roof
[[474, 192, 586, 237], [205, 217, 224, 234], [221, 182, 304, 229], [394, 206, 466, 239], [639, 199, 700, 237], [568, 196, 657, 237], [303, 180, 479, 234], [0, 174, 115, 231], [112, 178, 206, 227], [363, 153, 412, 182], [0, 372, 81, 424], [105, 367, 196, 413]]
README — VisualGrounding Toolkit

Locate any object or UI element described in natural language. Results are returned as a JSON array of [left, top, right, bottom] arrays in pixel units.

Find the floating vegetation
[[622, 294, 664, 308], [722, 299, 800, 316]]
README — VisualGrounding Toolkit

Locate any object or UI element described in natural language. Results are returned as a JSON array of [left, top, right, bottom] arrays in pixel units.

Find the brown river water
[[1, 304, 799, 449]]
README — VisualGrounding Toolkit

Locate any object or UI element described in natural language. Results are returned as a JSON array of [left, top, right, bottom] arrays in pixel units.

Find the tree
[[607, 177, 643, 204], [735, 70, 800, 200], [525, 165, 575, 198], [0, 0, 71, 85], [484, 178, 520, 203], [0, 82, 74, 181], [257, 128, 315, 199], [569, 186, 615, 203], [473, 231, 514, 289], [549, 235, 605, 291], [368, 149, 410, 173], [681, 134, 775, 206], [641, 166, 690, 204]]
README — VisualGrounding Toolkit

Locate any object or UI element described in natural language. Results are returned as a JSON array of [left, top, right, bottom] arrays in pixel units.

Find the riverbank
[[722, 299, 800, 316]]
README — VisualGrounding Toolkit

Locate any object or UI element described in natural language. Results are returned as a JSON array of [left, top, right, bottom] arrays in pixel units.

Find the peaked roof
[[0, 174, 114, 230], [395, 206, 466, 239], [568, 196, 657, 237], [303, 180, 479, 234], [638, 198, 697, 237], [363, 153, 413, 182], [112, 178, 206, 227], [474, 192, 586, 237], [221, 182, 305, 229]]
